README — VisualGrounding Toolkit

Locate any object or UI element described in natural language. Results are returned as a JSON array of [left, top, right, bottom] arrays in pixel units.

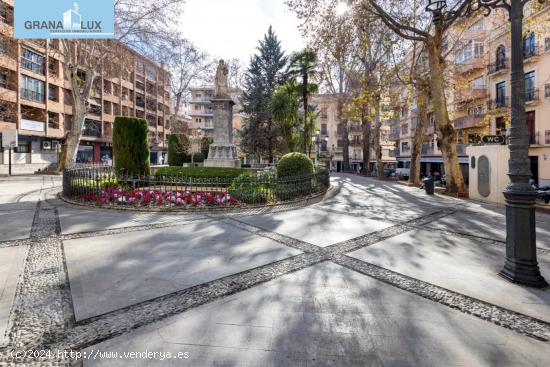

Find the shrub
[[277, 152, 314, 177], [228, 172, 268, 204], [167, 134, 191, 166], [192, 152, 205, 163], [113, 117, 150, 176], [155, 166, 247, 180]]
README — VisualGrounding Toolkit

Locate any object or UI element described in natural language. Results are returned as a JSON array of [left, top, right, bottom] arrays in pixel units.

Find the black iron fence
[[63, 165, 330, 210]]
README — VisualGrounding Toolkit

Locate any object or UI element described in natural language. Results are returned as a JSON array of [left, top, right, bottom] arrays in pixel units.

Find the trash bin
[[422, 177, 435, 195]]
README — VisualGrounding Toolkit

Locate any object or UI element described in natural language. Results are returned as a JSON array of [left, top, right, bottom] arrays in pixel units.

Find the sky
[[178, 0, 305, 64]]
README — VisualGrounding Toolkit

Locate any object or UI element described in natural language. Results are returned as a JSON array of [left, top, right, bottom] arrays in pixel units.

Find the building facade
[[389, 4, 550, 186], [312, 94, 396, 173], [0, 0, 171, 173]]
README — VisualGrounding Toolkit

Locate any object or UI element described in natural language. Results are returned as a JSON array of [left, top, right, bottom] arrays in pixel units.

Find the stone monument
[[204, 60, 241, 168]]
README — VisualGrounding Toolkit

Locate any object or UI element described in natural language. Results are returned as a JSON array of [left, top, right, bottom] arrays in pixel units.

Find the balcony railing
[[488, 96, 510, 109], [455, 57, 485, 74], [453, 114, 486, 130], [524, 46, 540, 61], [455, 88, 487, 103], [487, 59, 509, 75], [421, 144, 435, 155], [525, 88, 539, 103]]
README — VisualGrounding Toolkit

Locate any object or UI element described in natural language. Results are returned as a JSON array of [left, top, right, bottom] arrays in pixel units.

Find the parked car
[[395, 168, 410, 180]]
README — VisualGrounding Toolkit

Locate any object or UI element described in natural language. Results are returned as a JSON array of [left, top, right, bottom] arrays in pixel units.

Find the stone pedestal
[[204, 97, 241, 168]]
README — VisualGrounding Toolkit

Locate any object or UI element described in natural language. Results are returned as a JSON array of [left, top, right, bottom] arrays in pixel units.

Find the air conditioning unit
[[42, 141, 52, 150]]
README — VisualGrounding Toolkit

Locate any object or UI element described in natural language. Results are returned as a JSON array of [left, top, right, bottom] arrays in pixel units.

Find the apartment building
[[0, 0, 171, 173], [312, 94, 396, 173], [389, 4, 550, 185], [188, 87, 245, 146]]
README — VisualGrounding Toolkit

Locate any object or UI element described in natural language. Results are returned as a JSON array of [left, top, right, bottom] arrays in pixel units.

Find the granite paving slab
[[64, 220, 302, 321], [0, 244, 28, 346], [237, 207, 394, 247], [349, 228, 550, 322], [83, 263, 550, 367]]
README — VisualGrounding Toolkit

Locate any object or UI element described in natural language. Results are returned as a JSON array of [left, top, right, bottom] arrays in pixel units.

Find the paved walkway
[[0, 174, 549, 366]]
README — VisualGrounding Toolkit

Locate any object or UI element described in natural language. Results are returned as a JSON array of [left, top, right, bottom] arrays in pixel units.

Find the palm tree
[[289, 49, 318, 154], [269, 81, 300, 153]]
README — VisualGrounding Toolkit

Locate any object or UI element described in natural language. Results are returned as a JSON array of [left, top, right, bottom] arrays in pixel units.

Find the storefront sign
[[14, 0, 114, 39], [21, 119, 45, 132], [1, 130, 18, 148], [482, 135, 506, 145]]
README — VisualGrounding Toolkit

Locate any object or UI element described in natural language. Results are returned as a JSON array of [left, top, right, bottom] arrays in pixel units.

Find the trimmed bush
[[155, 166, 247, 180], [167, 134, 191, 166], [228, 172, 268, 204], [113, 117, 150, 176], [277, 152, 314, 177], [192, 152, 205, 163]]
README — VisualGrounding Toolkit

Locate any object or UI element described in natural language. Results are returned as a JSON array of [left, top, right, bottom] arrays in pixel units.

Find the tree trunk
[[409, 87, 428, 185], [338, 97, 350, 172], [427, 38, 466, 194], [372, 102, 383, 179], [361, 108, 371, 175], [60, 101, 86, 170]]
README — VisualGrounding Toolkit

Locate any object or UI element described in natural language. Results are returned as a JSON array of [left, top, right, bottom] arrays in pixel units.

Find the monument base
[[204, 144, 241, 168], [204, 159, 241, 168]]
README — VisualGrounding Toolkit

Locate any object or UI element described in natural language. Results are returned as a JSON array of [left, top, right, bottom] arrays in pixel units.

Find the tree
[[289, 49, 319, 153], [167, 134, 191, 166], [201, 136, 213, 158], [57, 0, 185, 171], [163, 38, 214, 133], [269, 81, 301, 153], [241, 27, 288, 163], [113, 117, 150, 175], [362, 0, 468, 194]]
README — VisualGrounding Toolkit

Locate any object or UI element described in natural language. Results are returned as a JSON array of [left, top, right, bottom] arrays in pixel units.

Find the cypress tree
[[241, 26, 287, 163], [112, 117, 150, 176]]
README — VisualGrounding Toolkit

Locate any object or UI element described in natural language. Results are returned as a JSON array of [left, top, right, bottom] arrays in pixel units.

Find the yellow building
[[312, 94, 395, 173]]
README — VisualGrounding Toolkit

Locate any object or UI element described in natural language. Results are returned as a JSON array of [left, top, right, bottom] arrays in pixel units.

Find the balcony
[[421, 143, 435, 155], [525, 88, 539, 104], [523, 46, 540, 62], [389, 126, 400, 141], [453, 114, 486, 130], [488, 97, 510, 110], [487, 59, 509, 75], [454, 88, 487, 103], [455, 57, 485, 74]]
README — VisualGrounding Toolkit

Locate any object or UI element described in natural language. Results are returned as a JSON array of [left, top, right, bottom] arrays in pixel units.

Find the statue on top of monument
[[214, 59, 229, 97]]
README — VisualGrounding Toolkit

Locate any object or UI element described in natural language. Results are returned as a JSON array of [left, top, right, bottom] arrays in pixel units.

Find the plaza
[[0, 173, 549, 366]]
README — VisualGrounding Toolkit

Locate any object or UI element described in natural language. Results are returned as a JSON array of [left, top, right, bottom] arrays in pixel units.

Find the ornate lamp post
[[426, 0, 547, 287]]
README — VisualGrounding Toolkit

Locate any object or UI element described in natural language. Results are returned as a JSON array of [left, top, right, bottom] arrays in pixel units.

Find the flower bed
[[62, 165, 330, 210]]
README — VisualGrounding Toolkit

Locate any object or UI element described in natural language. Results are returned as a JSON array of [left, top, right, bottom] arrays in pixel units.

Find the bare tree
[[57, 0, 185, 170], [362, 0, 470, 194]]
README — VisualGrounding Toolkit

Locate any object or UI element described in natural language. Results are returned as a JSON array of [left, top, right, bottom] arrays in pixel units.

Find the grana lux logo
[[23, 3, 102, 33]]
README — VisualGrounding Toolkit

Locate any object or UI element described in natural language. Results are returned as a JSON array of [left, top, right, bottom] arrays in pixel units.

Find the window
[[48, 59, 58, 76], [48, 112, 59, 129], [496, 44, 506, 70], [401, 124, 409, 135], [48, 84, 58, 101], [496, 81, 506, 107], [471, 76, 486, 90], [546, 37, 550, 52], [15, 143, 30, 153], [523, 32, 536, 59], [82, 119, 101, 137], [545, 83, 550, 99], [0, 71, 7, 89], [468, 105, 484, 116], [146, 66, 157, 80], [0, 2, 14, 25], [455, 41, 484, 63], [321, 123, 328, 135], [20, 75, 45, 102], [21, 48, 45, 74], [524, 71, 536, 102], [546, 131, 550, 145], [401, 142, 410, 152]]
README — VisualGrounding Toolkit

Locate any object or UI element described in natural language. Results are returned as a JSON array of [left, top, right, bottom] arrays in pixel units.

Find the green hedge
[[113, 116, 150, 176], [228, 172, 269, 204], [277, 152, 314, 177], [155, 166, 247, 180]]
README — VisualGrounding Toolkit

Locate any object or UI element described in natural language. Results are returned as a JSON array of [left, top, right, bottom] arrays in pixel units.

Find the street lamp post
[[426, 0, 547, 287]]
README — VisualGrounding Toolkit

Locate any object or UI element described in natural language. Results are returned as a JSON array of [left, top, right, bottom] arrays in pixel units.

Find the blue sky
[[179, 0, 304, 63]]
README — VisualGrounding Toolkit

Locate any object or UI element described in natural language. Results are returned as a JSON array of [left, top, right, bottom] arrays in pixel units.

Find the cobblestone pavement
[[0, 174, 549, 366]]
